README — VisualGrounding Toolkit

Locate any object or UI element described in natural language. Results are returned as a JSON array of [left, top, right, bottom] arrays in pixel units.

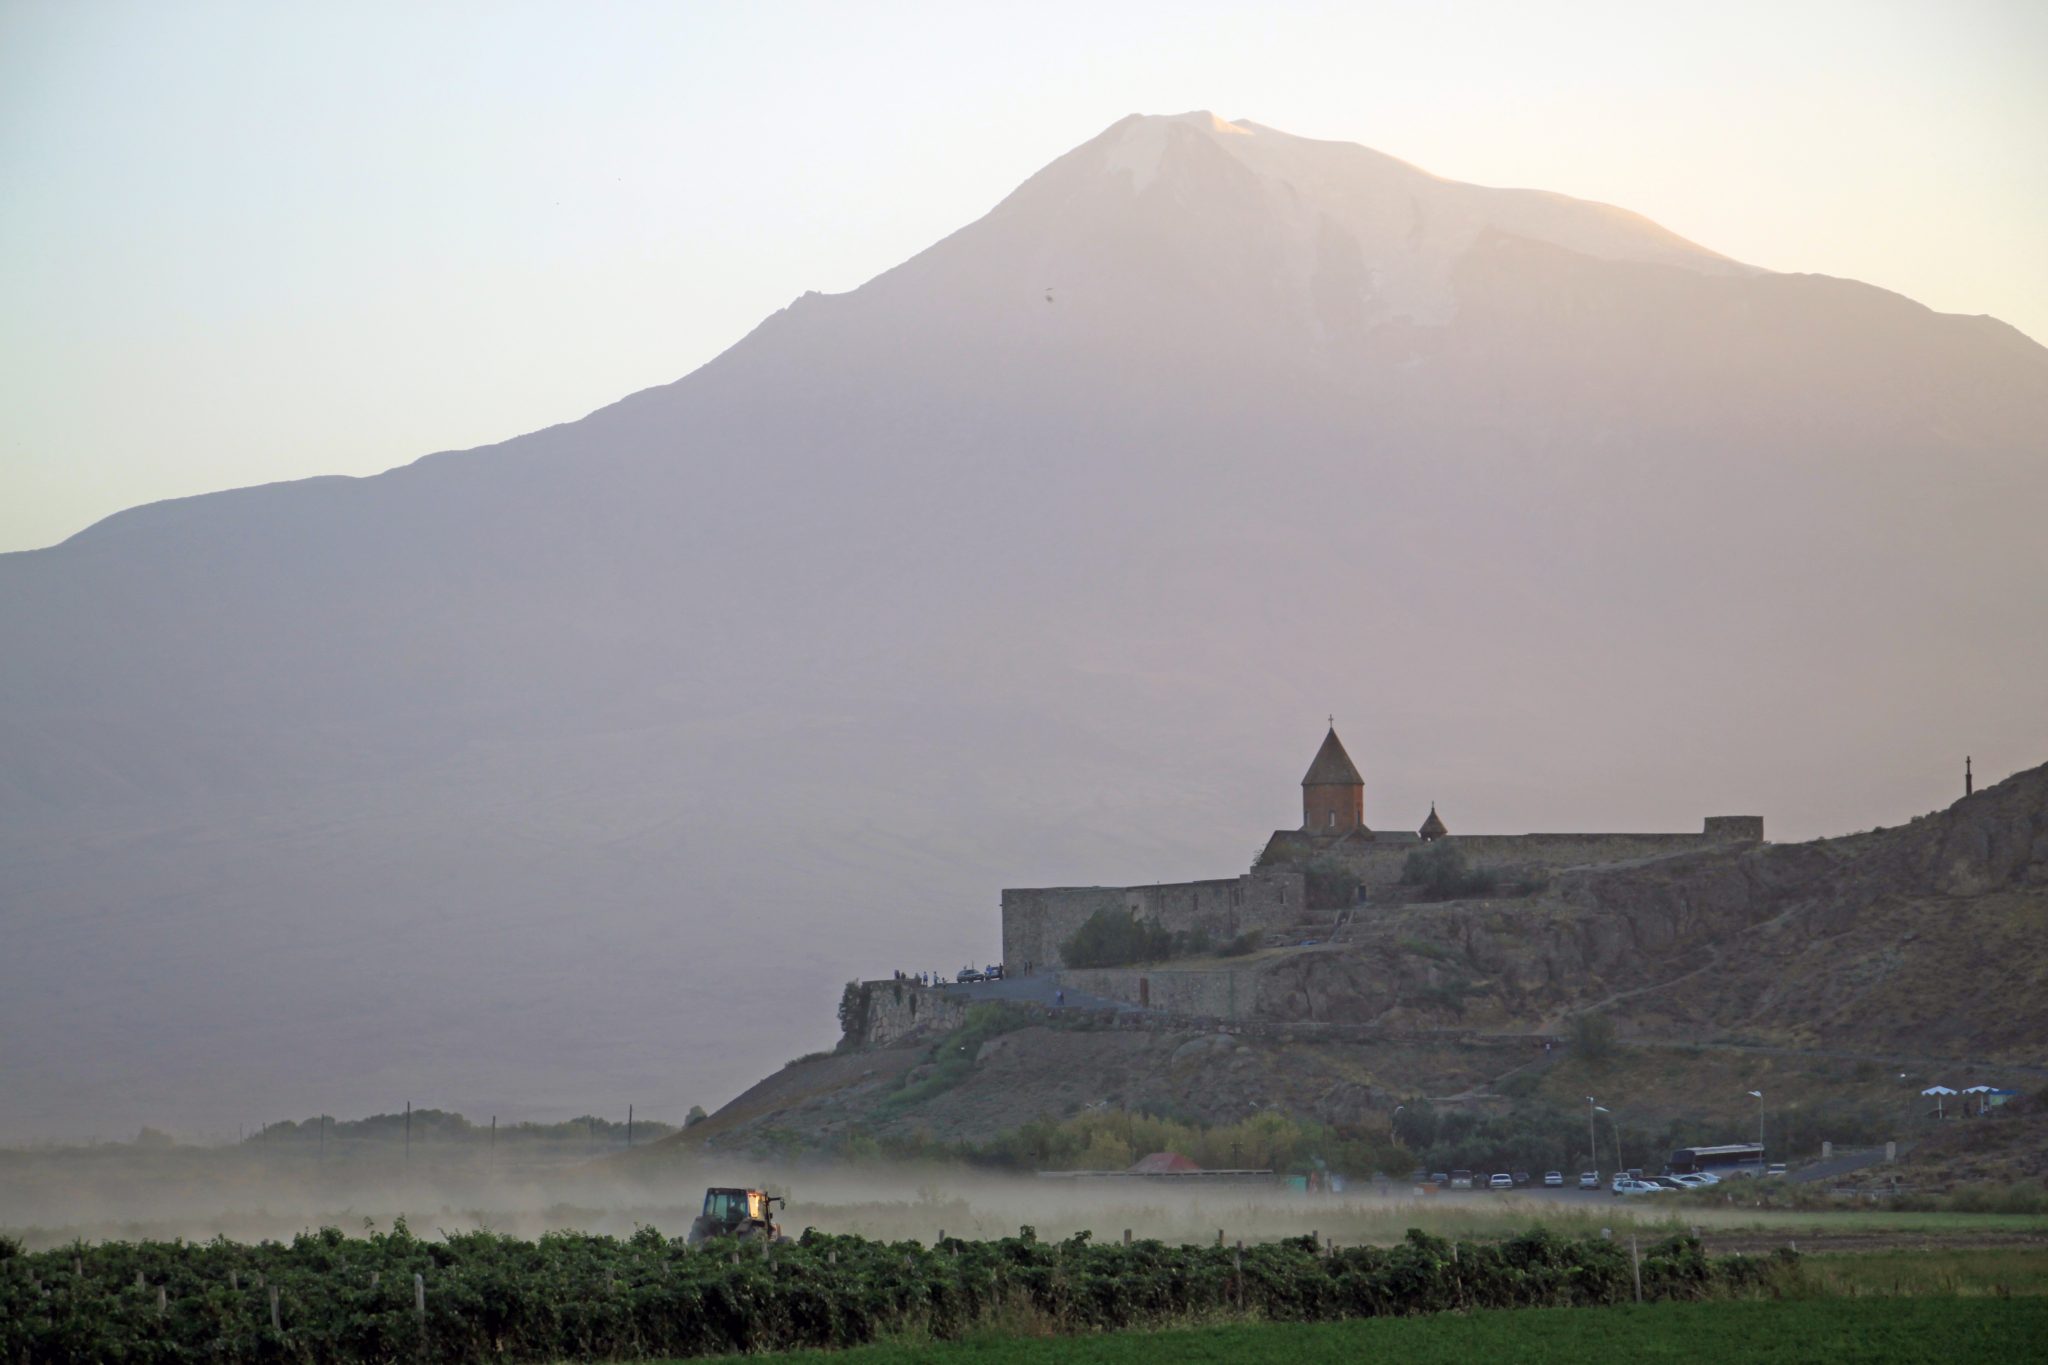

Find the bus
[[1667, 1143, 1764, 1176]]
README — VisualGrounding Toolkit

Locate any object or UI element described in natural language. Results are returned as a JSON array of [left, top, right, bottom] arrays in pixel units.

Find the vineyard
[[0, 1222, 1796, 1363]]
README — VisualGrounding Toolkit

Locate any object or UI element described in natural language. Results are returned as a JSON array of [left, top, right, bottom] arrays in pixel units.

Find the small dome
[[1418, 803, 1448, 840]]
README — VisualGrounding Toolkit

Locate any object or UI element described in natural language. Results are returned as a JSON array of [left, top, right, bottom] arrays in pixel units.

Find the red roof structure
[[1301, 726, 1363, 786], [1127, 1151, 1201, 1174]]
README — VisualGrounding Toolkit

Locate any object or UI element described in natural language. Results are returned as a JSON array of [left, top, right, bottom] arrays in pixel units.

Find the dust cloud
[[2, 1140, 1715, 1252]]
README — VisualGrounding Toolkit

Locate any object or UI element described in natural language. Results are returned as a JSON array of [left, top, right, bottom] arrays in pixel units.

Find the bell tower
[[1301, 722, 1367, 835]]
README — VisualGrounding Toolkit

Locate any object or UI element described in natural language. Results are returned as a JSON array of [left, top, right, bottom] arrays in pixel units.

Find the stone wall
[[1059, 964, 1256, 1019], [1001, 869, 1306, 971], [1263, 818, 1766, 894], [837, 977, 972, 1049]]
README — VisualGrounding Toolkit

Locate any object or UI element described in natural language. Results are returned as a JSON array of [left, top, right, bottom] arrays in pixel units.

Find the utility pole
[[627, 1105, 634, 1148], [405, 1100, 411, 1165], [1587, 1097, 1599, 1172], [1750, 1090, 1764, 1169]]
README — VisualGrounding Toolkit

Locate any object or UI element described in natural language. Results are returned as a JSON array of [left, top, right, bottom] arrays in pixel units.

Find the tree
[[1060, 908, 1174, 967], [1570, 1011, 1617, 1062]]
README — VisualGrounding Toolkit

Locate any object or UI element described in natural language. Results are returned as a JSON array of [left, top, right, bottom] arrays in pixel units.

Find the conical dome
[[1419, 803, 1448, 840], [1301, 726, 1363, 786]]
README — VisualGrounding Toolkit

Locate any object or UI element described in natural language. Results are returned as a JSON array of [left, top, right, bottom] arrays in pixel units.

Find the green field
[[774, 1297, 2047, 1363], [1806, 1247, 2048, 1296]]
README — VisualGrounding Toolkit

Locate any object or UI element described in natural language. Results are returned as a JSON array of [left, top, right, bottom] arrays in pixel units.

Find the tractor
[[686, 1187, 786, 1244]]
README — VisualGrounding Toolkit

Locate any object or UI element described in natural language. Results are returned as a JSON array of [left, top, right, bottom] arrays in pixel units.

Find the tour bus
[[1667, 1143, 1765, 1176]]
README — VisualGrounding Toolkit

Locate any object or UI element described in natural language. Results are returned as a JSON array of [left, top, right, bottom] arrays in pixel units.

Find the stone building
[[1301, 724, 1367, 835], [999, 724, 1765, 971]]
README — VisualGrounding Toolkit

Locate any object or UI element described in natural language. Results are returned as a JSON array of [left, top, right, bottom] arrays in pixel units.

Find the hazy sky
[[3, 0, 2043, 553]]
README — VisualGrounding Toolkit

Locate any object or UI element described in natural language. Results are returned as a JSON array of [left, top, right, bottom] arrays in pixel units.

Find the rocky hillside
[[675, 764, 2046, 1153]]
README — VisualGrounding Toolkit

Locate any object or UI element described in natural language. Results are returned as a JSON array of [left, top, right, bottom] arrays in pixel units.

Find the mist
[[2, 113, 2044, 1145]]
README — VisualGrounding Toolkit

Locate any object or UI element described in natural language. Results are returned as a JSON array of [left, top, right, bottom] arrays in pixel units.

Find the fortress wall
[[1059, 965, 1252, 1018], [1001, 886, 1124, 972], [1003, 870, 1305, 971], [1275, 819, 1767, 894], [839, 978, 972, 1049]]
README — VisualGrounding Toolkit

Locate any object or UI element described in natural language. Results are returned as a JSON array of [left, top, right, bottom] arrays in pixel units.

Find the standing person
[[1055, 989, 1065, 1008]]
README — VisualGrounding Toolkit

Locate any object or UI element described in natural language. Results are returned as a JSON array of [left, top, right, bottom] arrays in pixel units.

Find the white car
[[1543, 1171, 1564, 1187], [1670, 1173, 1716, 1189], [1611, 1178, 1663, 1196], [1489, 1173, 1513, 1190], [1578, 1171, 1601, 1189]]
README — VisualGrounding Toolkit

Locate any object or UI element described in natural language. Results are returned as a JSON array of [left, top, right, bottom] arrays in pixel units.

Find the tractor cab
[[687, 1186, 786, 1243]]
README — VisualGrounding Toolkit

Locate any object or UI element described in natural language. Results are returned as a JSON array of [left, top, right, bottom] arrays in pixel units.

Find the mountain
[[2, 112, 2045, 1141]]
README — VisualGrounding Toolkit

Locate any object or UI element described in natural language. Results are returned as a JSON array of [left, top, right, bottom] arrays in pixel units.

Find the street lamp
[[1748, 1090, 1764, 1171]]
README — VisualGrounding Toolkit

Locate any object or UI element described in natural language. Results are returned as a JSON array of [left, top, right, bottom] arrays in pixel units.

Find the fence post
[[231, 1270, 239, 1291], [1630, 1235, 1642, 1303], [1123, 1229, 1131, 1247], [414, 1272, 425, 1320], [157, 1286, 167, 1317], [1233, 1243, 1243, 1311], [270, 1286, 282, 1333]]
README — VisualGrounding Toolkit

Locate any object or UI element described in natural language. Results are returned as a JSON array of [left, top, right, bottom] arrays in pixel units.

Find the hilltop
[[667, 761, 2047, 1156], [3, 111, 2046, 1141]]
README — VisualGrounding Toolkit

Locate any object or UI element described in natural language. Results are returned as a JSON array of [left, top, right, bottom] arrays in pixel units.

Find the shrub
[[1399, 844, 1500, 901], [1060, 908, 1175, 967], [1301, 857, 1360, 910], [1570, 1011, 1618, 1062]]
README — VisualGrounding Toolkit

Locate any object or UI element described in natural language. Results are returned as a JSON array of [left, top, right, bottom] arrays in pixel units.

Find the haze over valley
[[3, 110, 2045, 1143]]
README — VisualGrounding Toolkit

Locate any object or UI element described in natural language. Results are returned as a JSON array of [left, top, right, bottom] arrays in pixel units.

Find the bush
[[1399, 844, 1500, 901], [1301, 858, 1360, 910], [1060, 908, 1175, 967], [0, 1225, 1797, 1362], [1570, 1011, 1618, 1062]]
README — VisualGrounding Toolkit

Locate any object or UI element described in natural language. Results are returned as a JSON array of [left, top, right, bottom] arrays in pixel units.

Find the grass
[[1805, 1247, 2048, 1297], [761, 1298, 2047, 1363]]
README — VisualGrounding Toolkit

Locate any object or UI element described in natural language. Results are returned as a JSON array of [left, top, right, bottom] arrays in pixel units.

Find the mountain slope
[[1, 112, 2044, 1141]]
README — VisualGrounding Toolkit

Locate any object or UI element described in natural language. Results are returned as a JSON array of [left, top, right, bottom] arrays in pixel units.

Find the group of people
[[889, 964, 1016, 987]]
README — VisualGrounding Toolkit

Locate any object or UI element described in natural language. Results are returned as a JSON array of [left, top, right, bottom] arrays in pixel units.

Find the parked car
[[1450, 1170, 1474, 1189], [1645, 1175, 1688, 1190], [956, 967, 985, 984], [1431, 1172, 1450, 1186], [1579, 1171, 1601, 1189], [1611, 1178, 1663, 1196], [1543, 1171, 1564, 1187], [1489, 1173, 1514, 1190], [1512, 1170, 1531, 1186], [1767, 1163, 1788, 1177], [1670, 1173, 1716, 1189]]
